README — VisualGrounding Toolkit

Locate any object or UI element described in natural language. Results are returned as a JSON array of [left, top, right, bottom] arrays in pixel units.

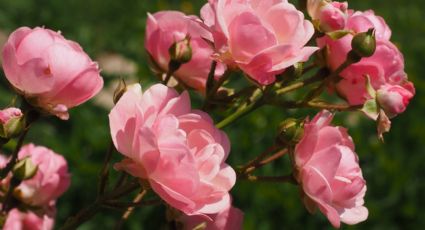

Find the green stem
[[216, 97, 263, 129], [271, 100, 361, 112], [275, 71, 326, 95], [0, 122, 31, 179], [306, 101, 362, 111]]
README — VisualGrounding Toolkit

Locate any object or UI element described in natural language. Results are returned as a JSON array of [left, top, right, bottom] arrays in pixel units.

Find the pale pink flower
[[0, 108, 22, 124], [294, 110, 368, 228], [201, 0, 318, 85], [180, 205, 243, 230], [145, 11, 225, 93], [3, 208, 54, 230], [14, 144, 70, 207], [2, 27, 103, 120], [376, 82, 415, 118], [109, 83, 236, 216], [307, 0, 348, 32], [346, 10, 391, 41]]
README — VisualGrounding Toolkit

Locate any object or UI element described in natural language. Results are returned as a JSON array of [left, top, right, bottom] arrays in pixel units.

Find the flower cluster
[[312, 1, 414, 136], [0, 0, 415, 229]]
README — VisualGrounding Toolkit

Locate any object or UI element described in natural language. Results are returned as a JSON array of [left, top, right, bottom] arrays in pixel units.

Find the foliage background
[[0, 0, 423, 229]]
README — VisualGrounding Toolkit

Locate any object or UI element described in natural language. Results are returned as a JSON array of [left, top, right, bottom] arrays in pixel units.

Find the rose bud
[[0, 108, 24, 139], [307, 0, 349, 32], [376, 82, 415, 118]]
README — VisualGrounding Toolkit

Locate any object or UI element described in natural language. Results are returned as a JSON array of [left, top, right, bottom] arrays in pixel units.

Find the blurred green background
[[0, 0, 424, 229]]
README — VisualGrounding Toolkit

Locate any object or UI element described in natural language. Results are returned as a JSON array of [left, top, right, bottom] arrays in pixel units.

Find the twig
[[238, 146, 279, 176], [242, 174, 296, 184], [114, 189, 148, 229], [98, 141, 115, 196]]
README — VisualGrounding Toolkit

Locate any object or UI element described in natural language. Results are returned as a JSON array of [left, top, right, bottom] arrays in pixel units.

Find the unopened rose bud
[[0, 108, 25, 139], [169, 36, 192, 64], [12, 157, 38, 181], [376, 83, 415, 118], [348, 29, 376, 62], [277, 118, 304, 145], [168, 36, 192, 72], [113, 79, 127, 104]]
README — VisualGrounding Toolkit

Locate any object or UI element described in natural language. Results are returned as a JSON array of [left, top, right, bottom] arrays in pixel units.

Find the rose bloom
[[109, 83, 236, 215], [307, 0, 348, 32], [317, 9, 414, 108], [179, 205, 243, 230], [13, 144, 70, 207], [145, 11, 225, 93], [201, 0, 318, 85], [294, 110, 368, 228], [3, 208, 54, 230], [2, 27, 103, 120], [376, 83, 415, 118]]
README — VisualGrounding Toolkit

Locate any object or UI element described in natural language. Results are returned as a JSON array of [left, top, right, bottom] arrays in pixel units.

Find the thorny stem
[[216, 88, 264, 129]]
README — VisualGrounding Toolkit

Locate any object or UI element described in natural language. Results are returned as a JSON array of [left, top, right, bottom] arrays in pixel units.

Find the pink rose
[[14, 144, 70, 207], [307, 0, 348, 32], [3, 208, 54, 230], [2, 27, 104, 120], [346, 10, 391, 41], [294, 110, 368, 228], [376, 82, 415, 118], [109, 83, 236, 216], [145, 11, 224, 93], [180, 205, 243, 230], [201, 0, 318, 85]]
